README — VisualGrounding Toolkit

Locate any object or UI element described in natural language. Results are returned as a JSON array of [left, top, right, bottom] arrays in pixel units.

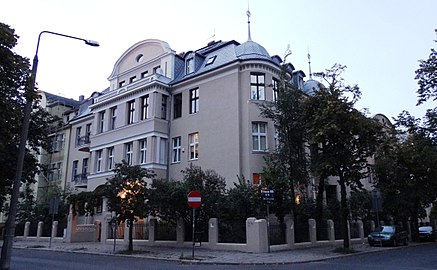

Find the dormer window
[[186, 58, 194, 74], [119, 80, 126, 88], [141, 71, 148, 78], [205, 55, 216, 66], [136, 54, 144, 63], [129, 76, 137, 83]]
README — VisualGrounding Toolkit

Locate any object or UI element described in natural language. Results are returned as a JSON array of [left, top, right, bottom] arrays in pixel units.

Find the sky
[[1, 0, 436, 120]]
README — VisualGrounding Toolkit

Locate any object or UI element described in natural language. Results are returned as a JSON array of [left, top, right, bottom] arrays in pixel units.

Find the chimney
[[79, 95, 84, 102]]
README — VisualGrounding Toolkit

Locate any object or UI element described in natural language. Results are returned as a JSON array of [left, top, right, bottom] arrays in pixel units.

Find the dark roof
[[43, 92, 81, 108]]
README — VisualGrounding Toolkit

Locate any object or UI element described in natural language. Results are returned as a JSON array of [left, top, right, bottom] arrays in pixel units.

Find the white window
[[252, 122, 267, 151], [250, 73, 265, 100], [189, 132, 199, 160], [272, 78, 279, 102], [189, 88, 199, 114], [125, 142, 133, 165], [157, 137, 167, 164], [98, 111, 105, 133], [127, 100, 135, 124], [186, 58, 194, 74], [110, 107, 117, 130], [206, 55, 216, 66], [139, 139, 147, 164], [107, 147, 114, 170], [96, 150, 103, 172], [172, 137, 181, 163], [141, 95, 149, 120]]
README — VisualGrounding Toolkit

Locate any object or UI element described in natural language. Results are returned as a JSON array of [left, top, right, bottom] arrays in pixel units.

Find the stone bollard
[[148, 217, 157, 243], [208, 218, 218, 247], [37, 221, 44, 241], [285, 216, 295, 248], [51, 221, 58, 239], [123, 220, 129, 245], [23, 221, 31, 239], [246, 217, 268, 253], [308, 219, 317, 244], [357, 220, 364, 242], [176, 218, 185, 246], [100, 213, 112, 243], [327, 219, 335, 243]]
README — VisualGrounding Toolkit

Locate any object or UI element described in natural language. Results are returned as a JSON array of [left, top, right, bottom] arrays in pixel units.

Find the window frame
[[173, 93, 182, 119], [96, 150, 103, 172], [250, 73, 265, 100], [188, 132, 199, 160], [272, 78, 279, 102], [98, 111, 105, 133], [252, 122, 267, 151], [172, 136, 181, 163], [127, 100, 135, 124], [107, 147, 114, 170], [110, 107, 117, 130], [125, 142, 133, 165], [139, 138, 147, 164], [141, 95, 149, 120], [161, 95, 168, 120], [189, 88, 199, 114]]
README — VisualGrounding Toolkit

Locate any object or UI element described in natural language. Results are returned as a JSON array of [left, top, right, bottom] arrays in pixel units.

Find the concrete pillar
[[66, 204, 76, 243], [308, 219, 317, 244], [100, 213, 112, 243], [327, 219, 335, 243], [123, 220, 129, 245], [246, 217, 268, 253], [208, 218, 218, 247], [37, 221, 44, 240], [357, 220, 364, 242], [176, 218, 185, 246], [285, 216, 295, 247], [51, 221, 58, 238], [23, 221, 30, 239], [148, 217, 157, 243]]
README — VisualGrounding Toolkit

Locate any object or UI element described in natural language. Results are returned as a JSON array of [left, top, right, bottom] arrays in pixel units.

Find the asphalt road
[[8, 243, 437, 270]]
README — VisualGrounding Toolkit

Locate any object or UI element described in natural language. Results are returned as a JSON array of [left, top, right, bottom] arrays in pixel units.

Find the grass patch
[[333, 247, 357, 254]]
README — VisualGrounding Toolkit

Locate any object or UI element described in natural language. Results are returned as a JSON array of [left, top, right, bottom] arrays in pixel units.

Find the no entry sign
[[187, 191, 202, 208]]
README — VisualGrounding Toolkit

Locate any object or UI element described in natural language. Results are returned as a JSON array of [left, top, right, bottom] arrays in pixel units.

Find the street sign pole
[[260, 189, 274, 253], [192, 208, 195, 258], [266, 204, 270, 253], [187, 191, 201, 259]]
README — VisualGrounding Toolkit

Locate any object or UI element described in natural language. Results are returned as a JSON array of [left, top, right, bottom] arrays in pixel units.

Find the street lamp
[[0, 31, 99, 270]]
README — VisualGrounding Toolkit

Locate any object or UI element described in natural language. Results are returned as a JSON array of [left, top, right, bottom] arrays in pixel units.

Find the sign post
[[187, 191, 201, 258], [260, 189, 274, 253], [48, 196, 60, 248]]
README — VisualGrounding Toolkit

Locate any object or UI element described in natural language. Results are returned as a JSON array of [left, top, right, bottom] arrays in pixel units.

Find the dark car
[[368, 225, 408, 246], [418, 226, 435, 242]]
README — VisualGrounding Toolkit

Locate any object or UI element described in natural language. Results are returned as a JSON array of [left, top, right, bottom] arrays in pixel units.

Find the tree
[[415, 31, 437, 105], [303, 64, 381, 249], [105, 161, 155, 252], [0, 22, 55, 210], [260, 63, 309, 224], [375, 112, 437, 232]]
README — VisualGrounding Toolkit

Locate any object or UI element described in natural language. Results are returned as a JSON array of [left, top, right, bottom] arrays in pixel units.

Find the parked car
[[418, 226, 435, 242], [368, 225, 408, 246]]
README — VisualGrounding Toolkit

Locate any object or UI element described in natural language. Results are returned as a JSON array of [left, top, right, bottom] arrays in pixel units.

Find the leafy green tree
[[260, 63, 309, 224], [105, 161, 155, 252], [303, 64, 381, 249], [0, 22, 56, 211], [415, 31, 437, 105]]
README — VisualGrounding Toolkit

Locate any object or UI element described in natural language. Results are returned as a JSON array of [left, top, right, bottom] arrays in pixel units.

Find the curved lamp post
[[0, 31, 99, 270]]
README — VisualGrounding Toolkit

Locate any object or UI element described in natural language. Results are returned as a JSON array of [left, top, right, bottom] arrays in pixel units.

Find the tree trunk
[[339, 175, 350, 249], [315, 175, 325, 225], [128, 218, 134, 252]]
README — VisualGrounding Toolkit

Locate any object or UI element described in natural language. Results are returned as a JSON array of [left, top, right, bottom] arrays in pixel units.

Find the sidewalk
[[4, 239, 412, 265]]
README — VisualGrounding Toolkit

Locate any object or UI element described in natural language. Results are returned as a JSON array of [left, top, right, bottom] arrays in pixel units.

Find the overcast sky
[[1, 0, 436, 120]]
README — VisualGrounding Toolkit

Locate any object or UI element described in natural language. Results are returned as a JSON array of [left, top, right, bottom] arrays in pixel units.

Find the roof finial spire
[[307, 47, 312, 79], [246, 3, 252, 41]]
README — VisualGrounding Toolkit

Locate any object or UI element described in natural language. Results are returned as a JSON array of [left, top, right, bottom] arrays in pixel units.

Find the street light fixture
[[0, 30, 99, 270]]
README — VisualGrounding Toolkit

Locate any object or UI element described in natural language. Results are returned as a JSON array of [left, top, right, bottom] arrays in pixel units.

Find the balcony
[[73, 173, 88, 187], [76, 135, 90, 152]]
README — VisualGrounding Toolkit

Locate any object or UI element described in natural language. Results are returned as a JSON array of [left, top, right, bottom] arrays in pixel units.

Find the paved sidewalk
[[5, 239, 413, 265]]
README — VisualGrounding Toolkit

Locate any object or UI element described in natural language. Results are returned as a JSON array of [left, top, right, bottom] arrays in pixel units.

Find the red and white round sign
[[187, 191, 201, 208]]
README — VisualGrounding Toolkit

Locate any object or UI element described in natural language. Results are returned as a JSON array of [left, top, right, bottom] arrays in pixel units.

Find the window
[[125, 142, 133, 165], [174, 93, 182, 119], [252, 122, 267, 151], [96, 150, 103, 172], [136, 54, 144, 63], [127, 100, 135, 124], [82, 158, 89, 177], [52, 133, 64, 152], [129, 76, 137, 83], [119, 80, 126, 88], [98, 111, 105, 133], [85, 124, 91, 143], [205, 55, 216, 66], [141, 95, 149, 120], [107, 147, 114, 170], [110, 107, 117, 130], [139, 139, 147, 164], [272, 78, 279, 102], [189, 88, 199, 114], [186, 58, 194, 74], [72, 160, 78, 180], [250, 73, 265, 100], [48, 162, 61, 181], [153, 66, 161, 74], [189, 132, 199, 160], [172, 137, 181, 163], [141, 71, 148, 78], [253, 173, 265, 186], [76, 127, 82, 146], [158, 137, 168, 164], [161, 95, 168, 120]]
